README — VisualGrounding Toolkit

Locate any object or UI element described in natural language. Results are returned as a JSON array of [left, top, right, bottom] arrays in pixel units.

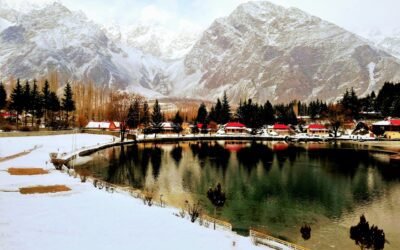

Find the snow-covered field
[[0, 134, 267, 250]]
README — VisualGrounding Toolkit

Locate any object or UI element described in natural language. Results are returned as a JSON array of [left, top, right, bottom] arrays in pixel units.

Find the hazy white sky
[[5, 0, 399, 35]]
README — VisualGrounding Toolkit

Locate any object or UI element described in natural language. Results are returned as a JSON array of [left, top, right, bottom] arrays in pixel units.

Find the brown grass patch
[[19, 185, 71, 194], [8, 168, 49, 175]]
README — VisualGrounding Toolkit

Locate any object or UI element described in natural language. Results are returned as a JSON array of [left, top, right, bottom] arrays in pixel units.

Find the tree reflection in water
[[170, 145, 183, 166], [76, 141, 400, 249]]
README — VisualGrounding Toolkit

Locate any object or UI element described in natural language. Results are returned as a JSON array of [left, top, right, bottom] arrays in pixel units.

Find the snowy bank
[[0, 134, 271, 250]]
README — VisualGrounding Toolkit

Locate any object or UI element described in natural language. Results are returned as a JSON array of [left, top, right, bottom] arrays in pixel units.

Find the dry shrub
[[78, 169, 91, 183], [185, 200, 202, 223], [143, 191, 154, 206], [19, 185, 71, 194], [8, 168, 49, 175]]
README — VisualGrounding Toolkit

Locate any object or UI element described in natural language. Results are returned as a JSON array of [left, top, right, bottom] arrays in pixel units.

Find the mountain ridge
[[1, 1, 400, 104]]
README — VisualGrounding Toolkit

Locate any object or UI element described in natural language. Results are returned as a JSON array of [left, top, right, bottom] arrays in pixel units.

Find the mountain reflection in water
[[76, 141, 400, 250]]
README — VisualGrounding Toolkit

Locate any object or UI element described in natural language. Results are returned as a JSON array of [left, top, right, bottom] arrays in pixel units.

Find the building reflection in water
[[76, 141, 400, 249]]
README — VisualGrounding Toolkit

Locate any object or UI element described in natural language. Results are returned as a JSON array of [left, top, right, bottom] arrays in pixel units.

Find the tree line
[[0, 79, 75, 129], [2, 79, 400, 132], [189, 82, 400, 135]]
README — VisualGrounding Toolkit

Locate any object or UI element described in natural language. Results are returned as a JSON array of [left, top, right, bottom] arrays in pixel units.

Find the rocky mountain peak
[[176, 0, 400, 103]]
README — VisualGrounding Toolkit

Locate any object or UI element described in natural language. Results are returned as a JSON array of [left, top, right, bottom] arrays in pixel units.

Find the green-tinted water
[[76, 141, 400, 249]]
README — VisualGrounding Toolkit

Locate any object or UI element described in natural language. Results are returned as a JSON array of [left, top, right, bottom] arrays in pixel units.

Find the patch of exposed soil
[[8, 168, 49, 175], [19, 185, 71, 194]]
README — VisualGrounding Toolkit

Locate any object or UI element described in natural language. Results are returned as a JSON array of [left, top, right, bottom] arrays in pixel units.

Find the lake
[[75, 141, 400, 249]]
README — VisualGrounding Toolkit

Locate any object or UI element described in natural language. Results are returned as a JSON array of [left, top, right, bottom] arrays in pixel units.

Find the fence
[[201, 214, 232, 231], [250, 228, 309, 250], [60, 167, 307, 250]]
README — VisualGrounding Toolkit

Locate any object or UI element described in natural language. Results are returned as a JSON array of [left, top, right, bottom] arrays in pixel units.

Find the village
[[84, 117, 400, 141]]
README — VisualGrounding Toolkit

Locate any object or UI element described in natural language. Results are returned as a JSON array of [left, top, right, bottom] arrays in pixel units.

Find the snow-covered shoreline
[[0, 134, 268, 250]]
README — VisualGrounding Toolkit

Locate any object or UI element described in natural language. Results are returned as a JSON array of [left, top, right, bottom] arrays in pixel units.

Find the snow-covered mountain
[[122, 23, 199, 61], [363, 28, 400, 59], [0, 2, 164, 97], [169, 1, 400, 103], [1, 1, 400, 103]]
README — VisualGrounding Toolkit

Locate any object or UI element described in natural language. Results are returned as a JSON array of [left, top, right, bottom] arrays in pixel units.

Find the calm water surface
[[76, 141, 400, 249]]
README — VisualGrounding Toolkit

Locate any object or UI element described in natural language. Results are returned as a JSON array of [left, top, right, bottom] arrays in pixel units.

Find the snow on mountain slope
[[2, 0, 400, 103], [0, 2, 166, 97], [171, 1, 400, 103], [103, 22, 200, 61], [0, 17, 12, 32], [363, 28, 400, 59]]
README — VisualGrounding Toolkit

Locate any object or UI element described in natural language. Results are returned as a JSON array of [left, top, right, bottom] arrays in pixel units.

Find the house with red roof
[[267, 123, 293, 136], [85, 121, 121, 130], [223, 122, 249, 134], [372, 118, 400, 139], [307, 124, 329, 137]]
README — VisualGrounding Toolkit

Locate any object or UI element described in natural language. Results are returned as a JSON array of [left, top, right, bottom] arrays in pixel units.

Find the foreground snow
[[0, 134, 267, 250]]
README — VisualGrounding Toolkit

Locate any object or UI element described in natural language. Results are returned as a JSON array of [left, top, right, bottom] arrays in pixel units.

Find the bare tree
[[107, 91, 132, 141], [328, 103, 345, 138]]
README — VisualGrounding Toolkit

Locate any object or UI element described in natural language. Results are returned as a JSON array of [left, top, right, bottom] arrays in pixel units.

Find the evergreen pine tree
[[215, 98, 222, 124], [220, 92, 231, 124], [196, 103, 208, 124], [151, 99, 163, 126], [126, 104, 135, 129], [48, 91, 60, 127], [127, 99, 140, 128], [22, 80, 31, 126], [31, 79, 42, 127], [10, 79, 24, 129], [262, 101, 274, 125], [42, 80, 50, 126], [0, 82, 7, 110], [173, 111, 183, 134], [341, 88, 360, 120], [173, 111, 183, 125], [61, 82, 75, 127], [141, 101, 150, 126], [208, 105, 216, 123]]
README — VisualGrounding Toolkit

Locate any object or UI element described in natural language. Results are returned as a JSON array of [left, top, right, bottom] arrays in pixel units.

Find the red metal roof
[[225, 122, 246, 128], [273, 124, 289, 130], [390, 119, 400, 126], [197, 123, 210, 129], [308, 124, 327, 130]]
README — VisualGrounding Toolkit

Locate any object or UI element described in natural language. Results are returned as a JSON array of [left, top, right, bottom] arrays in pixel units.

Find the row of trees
[[196, 92, 232, 125], [189, 86, 386, 137], [0, 79, 75, 129]]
